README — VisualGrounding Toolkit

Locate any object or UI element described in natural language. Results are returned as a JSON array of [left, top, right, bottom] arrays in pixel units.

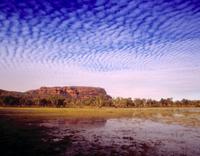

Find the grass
[[0, 107, 199, 118], [0, 107, 136, 120], [1, 107, 200, 127], [0, 107, 200, 156], [0, 107, 180, 117]]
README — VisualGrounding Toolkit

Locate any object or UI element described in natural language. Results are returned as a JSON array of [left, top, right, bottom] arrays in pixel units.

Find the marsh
[[0, 108, 200, 156]]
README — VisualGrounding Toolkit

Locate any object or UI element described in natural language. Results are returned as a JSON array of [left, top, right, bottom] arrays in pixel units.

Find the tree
[[39, 98, 48, 107], [159, 98, 173, 107], [94, 96, 105, 107], [146, 99, 154, 107], [112, 97, 134, 108], [1, 96, 20, 106], [80, 97, 95, 106], [181, 99, 189, 107], [112, 97, 122, 108], [126, 98, 134, 107], [47, 96, 65, 107], [19, 98, 33, 106], [133, 98, 146, 107]]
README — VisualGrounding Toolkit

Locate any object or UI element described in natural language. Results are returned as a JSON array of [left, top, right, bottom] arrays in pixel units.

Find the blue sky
[[0, 0, 200, 99]]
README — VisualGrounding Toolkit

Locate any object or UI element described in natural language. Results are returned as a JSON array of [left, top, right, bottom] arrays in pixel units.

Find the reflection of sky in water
[[40, 117, 200, 156], [40, 118, 107, 129], [0, 0, 200, 99]]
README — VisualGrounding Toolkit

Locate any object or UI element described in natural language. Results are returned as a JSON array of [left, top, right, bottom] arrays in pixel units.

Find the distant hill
[[0, 87, 199, 108], [0, 86, 111, 99]]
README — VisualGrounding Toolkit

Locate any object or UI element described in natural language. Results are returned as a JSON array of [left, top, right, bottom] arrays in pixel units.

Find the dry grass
[[0, 107, 199, 119]]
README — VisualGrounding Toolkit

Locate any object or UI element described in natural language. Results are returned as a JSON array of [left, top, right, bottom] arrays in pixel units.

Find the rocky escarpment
[[26, 86, 110, 99], [0, 86, 110, 100]]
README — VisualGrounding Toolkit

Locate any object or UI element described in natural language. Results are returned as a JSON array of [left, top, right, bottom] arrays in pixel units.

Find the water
[[40, 117, 200, 156]]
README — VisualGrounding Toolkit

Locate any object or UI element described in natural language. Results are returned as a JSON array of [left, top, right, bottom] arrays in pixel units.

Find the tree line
[[0, 95, 200, 107]]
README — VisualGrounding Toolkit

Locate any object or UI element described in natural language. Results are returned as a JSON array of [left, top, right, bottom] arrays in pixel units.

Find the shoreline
[[0, 107, 199, 120]]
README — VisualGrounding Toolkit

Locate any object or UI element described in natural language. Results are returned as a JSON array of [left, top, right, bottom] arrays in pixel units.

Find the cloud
[[0, 0, 200, 99]]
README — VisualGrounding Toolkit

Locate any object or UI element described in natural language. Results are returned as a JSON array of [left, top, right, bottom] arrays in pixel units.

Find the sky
[[0, 0, 200, 100]]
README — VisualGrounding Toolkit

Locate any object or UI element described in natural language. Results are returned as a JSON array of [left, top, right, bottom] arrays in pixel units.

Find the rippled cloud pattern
[[0, 0, 200, 99]]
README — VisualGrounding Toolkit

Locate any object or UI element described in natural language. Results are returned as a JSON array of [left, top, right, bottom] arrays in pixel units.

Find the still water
[[39, 111, 200, 156]]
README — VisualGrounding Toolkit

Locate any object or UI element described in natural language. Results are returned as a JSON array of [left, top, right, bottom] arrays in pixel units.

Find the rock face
[[0, 86, 110, 99], [0, 86, 112, 107]]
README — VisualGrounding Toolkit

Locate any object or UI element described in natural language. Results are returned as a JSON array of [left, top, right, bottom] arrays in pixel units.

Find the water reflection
[[40, 118, 107, 129], [40, 117, 200, 156]]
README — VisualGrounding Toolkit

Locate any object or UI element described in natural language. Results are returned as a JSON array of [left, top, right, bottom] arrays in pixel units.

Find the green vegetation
[[1, 95, 200, 107], [0, 107, 197, 118], [0, 107, 200, 127], [0, 107, 135, 119]]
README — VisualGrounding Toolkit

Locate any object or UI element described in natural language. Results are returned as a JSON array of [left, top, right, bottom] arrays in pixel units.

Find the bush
[[1, 96, 20, 106]]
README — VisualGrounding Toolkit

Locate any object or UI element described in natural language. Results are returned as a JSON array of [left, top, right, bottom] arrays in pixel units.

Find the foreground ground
[[0, 107, 200, 156]]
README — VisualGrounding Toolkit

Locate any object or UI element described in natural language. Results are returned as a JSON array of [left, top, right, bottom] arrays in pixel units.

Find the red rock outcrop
[[25, 86, 110, 99]]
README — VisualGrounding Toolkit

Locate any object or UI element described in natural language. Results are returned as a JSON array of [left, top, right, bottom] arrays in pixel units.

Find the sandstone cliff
[[0, 86, 110, 100], [26, 86, 109, 99]]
